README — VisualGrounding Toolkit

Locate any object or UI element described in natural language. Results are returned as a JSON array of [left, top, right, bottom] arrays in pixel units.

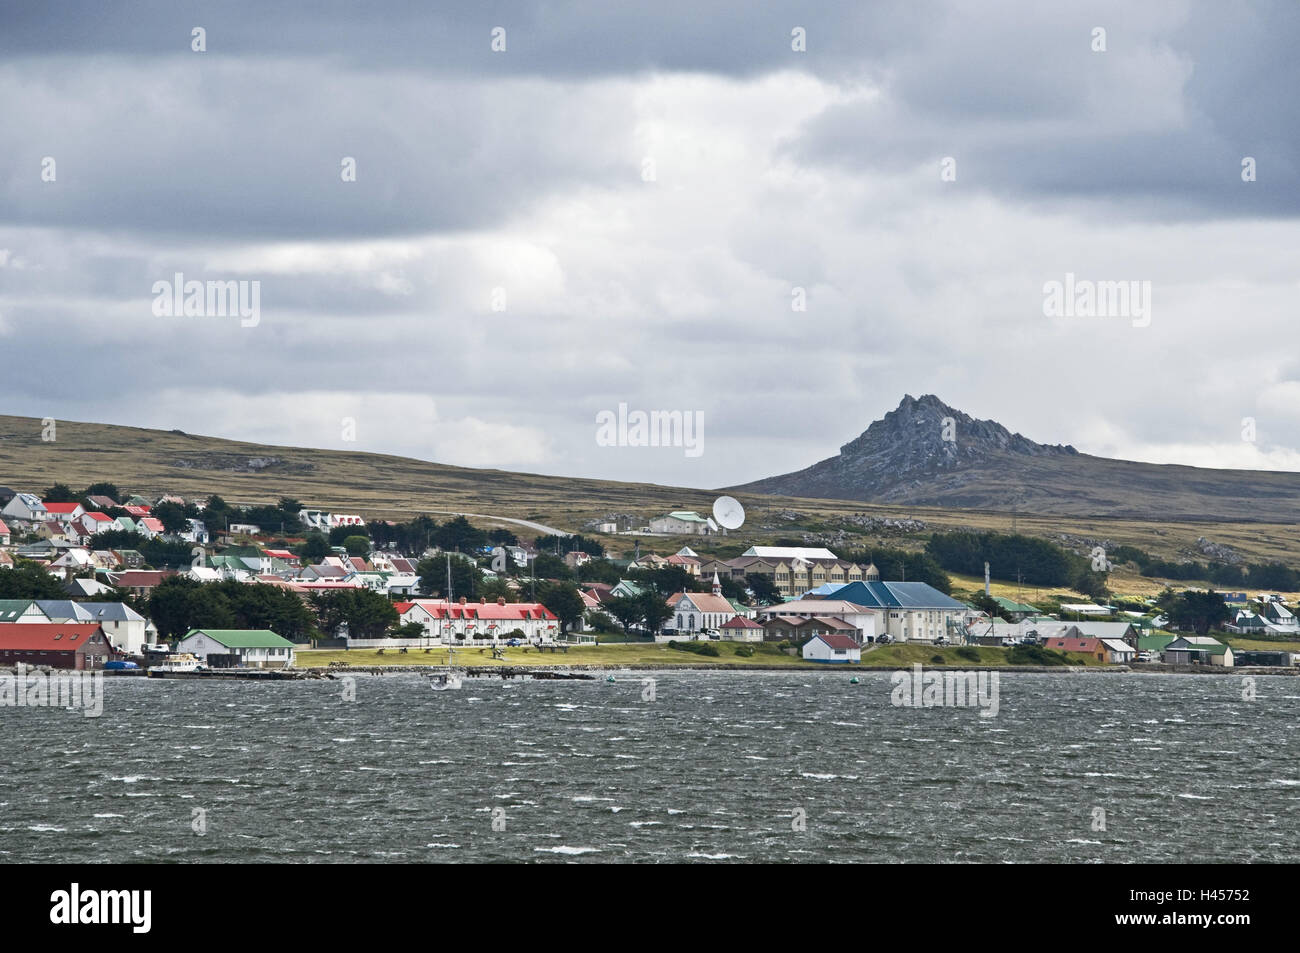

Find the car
[[934, 637, 949, 646], [1136, 651, 1155, 662], [506, 639, 521, 647], [1000, 637, 1015, 647], [876, 634, 892, 644]]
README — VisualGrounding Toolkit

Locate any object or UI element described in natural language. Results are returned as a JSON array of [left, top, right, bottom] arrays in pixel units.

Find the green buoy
[[606, 676, 616, 683], [849, 676, 860, 684]]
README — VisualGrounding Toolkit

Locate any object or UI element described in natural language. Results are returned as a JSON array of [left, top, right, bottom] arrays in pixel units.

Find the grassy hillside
[[2, 414, 1297, 571]]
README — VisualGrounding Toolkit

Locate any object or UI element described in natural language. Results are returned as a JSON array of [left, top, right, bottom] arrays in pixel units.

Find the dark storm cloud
[[792, 1, 1300, 219], [0, 0, 910, 77]]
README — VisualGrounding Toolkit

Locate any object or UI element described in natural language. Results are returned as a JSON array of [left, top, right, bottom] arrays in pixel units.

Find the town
[[0, 486, 1297, 674]]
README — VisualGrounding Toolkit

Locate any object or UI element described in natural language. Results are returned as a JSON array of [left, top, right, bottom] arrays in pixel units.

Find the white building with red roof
[[802, 633, 862, 663], [394, 597, 559, 643], [43, 501, 85, 524], [719, 615, 764, 642]]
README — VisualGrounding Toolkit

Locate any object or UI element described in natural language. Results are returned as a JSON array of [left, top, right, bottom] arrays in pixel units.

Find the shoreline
[[290, 662, 1297, 676]]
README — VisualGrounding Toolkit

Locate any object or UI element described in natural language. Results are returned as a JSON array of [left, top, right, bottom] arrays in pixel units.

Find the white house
[[176, 629, 297, 668], [1259, 600, 1300, 633], [182, 519, 210, 544], [394, 599, 560, 643], [0, 600, 50, 623], [41, 502, 85, 524], [84, 602, 154, 656], [32, 600, 154, 654], [2, 493, 48, 525], [385, 572, 420, 596], [50, 548, 94, 575], [649, 511, 715, 535], [298, 509, 331, 530], [76, 512, 115, 539], [718, 615, 765, 642], [802, 634, 862, 663]]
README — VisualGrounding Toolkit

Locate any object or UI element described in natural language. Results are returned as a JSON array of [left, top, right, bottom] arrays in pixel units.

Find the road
[[427, 510, 571, 538]]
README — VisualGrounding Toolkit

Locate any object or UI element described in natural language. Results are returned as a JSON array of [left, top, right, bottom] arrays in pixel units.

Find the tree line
[[923, 532, 1108, 597]]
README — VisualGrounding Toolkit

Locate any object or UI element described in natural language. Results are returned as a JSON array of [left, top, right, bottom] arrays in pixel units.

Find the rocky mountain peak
[[835, 394, 1077, 474]]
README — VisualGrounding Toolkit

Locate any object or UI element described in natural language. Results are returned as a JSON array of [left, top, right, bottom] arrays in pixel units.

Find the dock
[[463, 667, 594, 680], [146, 668, 326, 681]]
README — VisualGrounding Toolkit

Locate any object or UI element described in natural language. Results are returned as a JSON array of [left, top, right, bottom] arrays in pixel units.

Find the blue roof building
[[807, 580, 966, 610], [805, 580, 968, 643]]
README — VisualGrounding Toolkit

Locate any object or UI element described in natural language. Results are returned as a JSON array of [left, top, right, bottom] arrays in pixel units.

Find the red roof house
[[0, 623, 113, 669]]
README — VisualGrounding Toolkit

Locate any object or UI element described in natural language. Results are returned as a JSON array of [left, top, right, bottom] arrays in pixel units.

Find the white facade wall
[[802, 638, 861, 663], [884, 608, 963, 643], [177, 633, 295, 668]]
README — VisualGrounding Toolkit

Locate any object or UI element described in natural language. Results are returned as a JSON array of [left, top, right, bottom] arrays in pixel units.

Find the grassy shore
[[855, 643, 1101, 668], [1221, 635, 1300, 652], [298, 642, 822, 669], [297, 641, 1108, 670]]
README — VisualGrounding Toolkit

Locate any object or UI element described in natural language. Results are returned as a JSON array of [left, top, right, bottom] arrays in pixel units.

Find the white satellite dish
[[712, 495, 745, 530]]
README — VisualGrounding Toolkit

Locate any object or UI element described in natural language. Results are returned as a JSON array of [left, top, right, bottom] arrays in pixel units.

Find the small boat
[[151, 653, 204, 674], [429, 646, 463, 691]]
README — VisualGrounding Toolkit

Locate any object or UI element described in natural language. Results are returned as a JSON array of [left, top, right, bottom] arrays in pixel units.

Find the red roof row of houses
[[395, 598, 558, 622]]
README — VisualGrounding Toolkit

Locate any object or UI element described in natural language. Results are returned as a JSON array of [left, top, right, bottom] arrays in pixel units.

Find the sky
[[2, 0, 1299, 489]]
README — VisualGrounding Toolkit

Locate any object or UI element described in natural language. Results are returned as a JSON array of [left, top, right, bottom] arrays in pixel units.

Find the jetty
[[146, 668, 328, 681]]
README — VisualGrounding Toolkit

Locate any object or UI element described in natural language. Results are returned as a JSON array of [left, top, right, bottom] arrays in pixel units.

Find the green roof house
[[993, 596, 1039, 619], [1165, 635, 1234, 667], [0, 599, 47, 623], [176, 629, 296, 669]]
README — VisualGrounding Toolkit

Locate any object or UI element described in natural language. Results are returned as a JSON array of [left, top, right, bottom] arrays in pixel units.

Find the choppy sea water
[[1, 670, 1297, 863]]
